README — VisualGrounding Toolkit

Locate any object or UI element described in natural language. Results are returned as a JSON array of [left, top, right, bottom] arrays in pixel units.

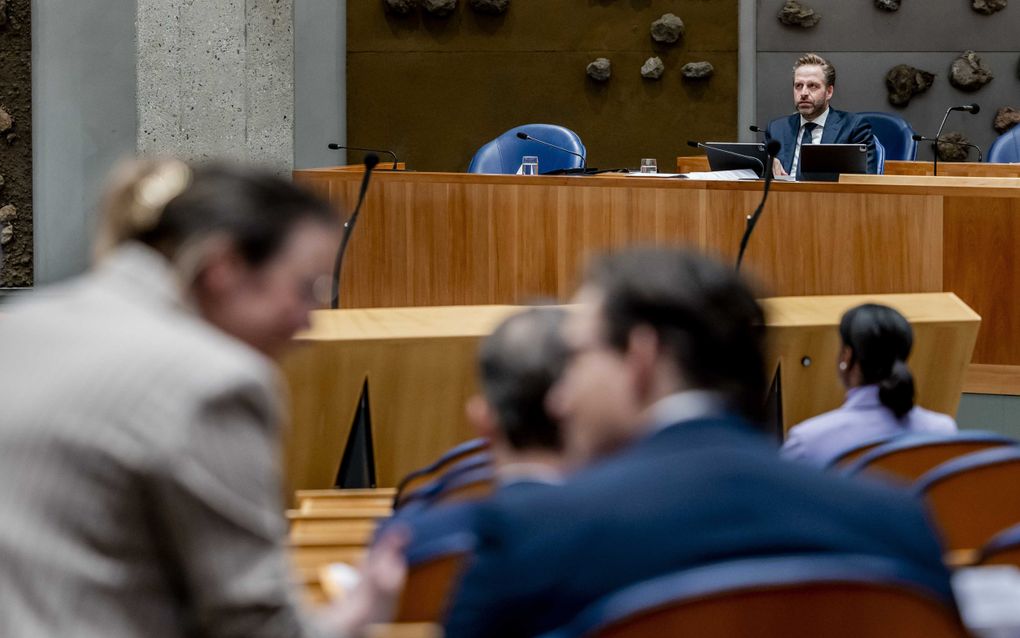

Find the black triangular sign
[[334, 377, 378, 488]]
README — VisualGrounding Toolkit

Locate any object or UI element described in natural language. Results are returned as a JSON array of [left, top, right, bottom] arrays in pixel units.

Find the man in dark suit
[[384, 306, 569, 551], [765, 53, 878, 178], [443, 249, 952, 638]]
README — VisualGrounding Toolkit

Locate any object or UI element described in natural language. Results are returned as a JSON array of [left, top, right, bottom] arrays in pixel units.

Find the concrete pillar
[[136, 0, 294, 171]]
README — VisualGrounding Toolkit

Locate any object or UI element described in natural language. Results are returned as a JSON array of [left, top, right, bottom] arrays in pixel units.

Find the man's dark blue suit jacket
[[443, 415, 951, 638], [765, 108, 878, 175]]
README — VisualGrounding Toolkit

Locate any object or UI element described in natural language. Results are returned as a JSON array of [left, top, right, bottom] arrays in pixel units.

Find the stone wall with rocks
[[0, 0, 30, 286], [756, 0, 1019, 162], [348, 1, 738, 172]]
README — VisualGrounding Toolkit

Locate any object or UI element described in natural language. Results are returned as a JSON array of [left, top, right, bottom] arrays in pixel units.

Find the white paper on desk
[[953, 566, 1020, 637], [680, 169, 759, 181]]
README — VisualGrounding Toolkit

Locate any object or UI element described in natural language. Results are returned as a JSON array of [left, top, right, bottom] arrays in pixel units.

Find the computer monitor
[[703, 143, 768, 178], [799, 143, 868, 182]]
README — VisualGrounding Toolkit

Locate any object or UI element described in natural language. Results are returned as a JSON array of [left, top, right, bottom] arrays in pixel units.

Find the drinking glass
[[521, 156, 539, 176], [640, 158, 658, 174]]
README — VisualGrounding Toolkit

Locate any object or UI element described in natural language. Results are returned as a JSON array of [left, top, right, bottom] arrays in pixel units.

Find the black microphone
[[328, 143, 399, 170], [330, 153, 380, 310], [514, 132, 587, 172], [687, 140, 766, 177], [749, 125, 765, 134], [912, 134, 984, 163], [926, 104, 981, 175], [736, 140, 782, 272]]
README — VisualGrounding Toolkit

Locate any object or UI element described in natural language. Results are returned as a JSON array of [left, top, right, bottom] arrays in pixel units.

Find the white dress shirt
[[790, 107, 829, 179]]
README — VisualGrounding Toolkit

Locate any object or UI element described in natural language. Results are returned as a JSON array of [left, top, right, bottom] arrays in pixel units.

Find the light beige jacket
[[0, 243, 322, 637]]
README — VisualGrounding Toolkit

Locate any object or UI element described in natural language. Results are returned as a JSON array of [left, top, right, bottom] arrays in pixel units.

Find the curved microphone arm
[[331, 154, 380, 309], [736, 140, 782, 272]]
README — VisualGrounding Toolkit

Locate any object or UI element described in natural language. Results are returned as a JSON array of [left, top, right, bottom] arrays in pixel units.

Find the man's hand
[[320, 526, 410, 637], [772, 158, 788, 177]]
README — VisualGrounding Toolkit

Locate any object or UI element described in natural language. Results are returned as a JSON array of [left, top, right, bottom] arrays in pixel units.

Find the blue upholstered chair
[[988, 126, 1020, 163], [873, 136, 886, 174], [538, 555, 964, 638], [859, 112, 918, 161], [978, 521, 1020, 566], [843, 430, 1017, 484], [395, 438, 490, 507], [468, 124, 586, 174]]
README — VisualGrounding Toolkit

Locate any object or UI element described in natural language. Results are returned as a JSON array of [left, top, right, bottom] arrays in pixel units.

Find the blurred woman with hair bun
[[781, 303, 957, 467], [0, 159, 406, 638]]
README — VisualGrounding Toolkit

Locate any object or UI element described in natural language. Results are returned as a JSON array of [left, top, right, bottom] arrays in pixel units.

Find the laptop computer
[[703, 143, 769, 178], [799, 143, 868, 182]]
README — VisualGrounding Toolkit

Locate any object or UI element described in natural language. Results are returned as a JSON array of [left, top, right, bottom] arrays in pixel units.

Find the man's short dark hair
[[794, 53, 836, 87], [478, 307, 568, 452], [586, 248, 767, 424]]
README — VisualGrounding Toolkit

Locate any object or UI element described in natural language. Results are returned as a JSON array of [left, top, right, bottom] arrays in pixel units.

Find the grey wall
[[31, 0, 137, 284], [294, 0, 346, 169], [756, 0, 1019, 160], [136, 0, 294, 171]]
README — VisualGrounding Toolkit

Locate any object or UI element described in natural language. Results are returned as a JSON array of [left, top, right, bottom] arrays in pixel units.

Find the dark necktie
[[796, 122, 818, 176]]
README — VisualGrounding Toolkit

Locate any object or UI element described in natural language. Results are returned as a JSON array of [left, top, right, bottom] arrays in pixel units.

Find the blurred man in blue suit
[[383, 306, 570, 552], [765, 53, 878, 178], [443, 249, 952, 638]]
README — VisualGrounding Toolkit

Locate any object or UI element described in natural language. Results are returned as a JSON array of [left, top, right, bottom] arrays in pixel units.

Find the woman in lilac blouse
[[781, 303, 957, 466]]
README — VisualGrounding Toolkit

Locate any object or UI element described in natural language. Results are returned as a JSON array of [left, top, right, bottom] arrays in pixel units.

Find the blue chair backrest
[[468, 124, 586, 174], [539, 554, 961, 638], [859, 112, 918, 161], [874, 136, 886, 174], [979, 520, 1020, 564], [843, 430, 1017, 481], [988, 126, 1020, 163]]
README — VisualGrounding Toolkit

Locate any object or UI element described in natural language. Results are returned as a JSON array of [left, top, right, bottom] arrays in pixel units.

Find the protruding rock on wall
[[641, 57, 664, 80], [971, 0, 1007, 14], [422, 0, 457, 17], [874, 0, 901, 10], [886, 64, 935, 107], [994, 107, 1020, 134], [949, 50, 994, 92], [650, 13, 685, 44], [778, 0, 820, 28], [587, 58, 611, 82], [383, 0, 417, 15], [937, 132, 974, 161], [682, 61, 715, 80], [468, 0, 509, 15]]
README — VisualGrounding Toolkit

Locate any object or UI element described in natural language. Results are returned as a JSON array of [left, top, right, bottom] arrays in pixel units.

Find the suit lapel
[[781, 114, 800, 170], [821, 109, 844, 144]]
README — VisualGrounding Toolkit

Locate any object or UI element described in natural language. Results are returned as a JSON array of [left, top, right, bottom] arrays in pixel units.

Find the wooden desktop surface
[[293, 166, 1020, 393], [280, 294, 978, 491]]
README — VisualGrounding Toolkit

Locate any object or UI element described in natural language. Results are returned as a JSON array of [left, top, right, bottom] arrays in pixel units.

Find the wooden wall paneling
[[943, 197, 1020, 365]]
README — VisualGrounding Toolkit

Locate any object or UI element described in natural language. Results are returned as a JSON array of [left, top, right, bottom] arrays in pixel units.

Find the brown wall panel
[[347, 1, 738, 172]]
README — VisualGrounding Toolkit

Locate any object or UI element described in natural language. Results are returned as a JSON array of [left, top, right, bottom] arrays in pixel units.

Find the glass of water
[[521, 156, 539, 176], [640, 158, 658, 174]]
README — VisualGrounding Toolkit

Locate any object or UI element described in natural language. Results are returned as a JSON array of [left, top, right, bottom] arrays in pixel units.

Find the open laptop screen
[[703, 143, 768, 178], [799, 143, 868, 182]]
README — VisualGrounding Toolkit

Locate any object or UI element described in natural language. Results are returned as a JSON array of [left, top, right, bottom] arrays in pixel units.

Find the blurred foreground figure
[[0, 160, 405, 638], [443, 248, 953, 638]]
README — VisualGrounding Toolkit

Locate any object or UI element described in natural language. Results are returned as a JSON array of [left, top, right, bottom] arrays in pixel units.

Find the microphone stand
[[736, 141, 781, 272], [328, 144, 399, 170], [331, 154, 380, 309], [930, 107, 957, 176], [515, 132, 587, 173]]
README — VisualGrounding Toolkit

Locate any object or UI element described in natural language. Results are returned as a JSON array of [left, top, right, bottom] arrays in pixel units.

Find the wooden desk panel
[[281, 295, 978, 490], [294, 168, 1020, 390]]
